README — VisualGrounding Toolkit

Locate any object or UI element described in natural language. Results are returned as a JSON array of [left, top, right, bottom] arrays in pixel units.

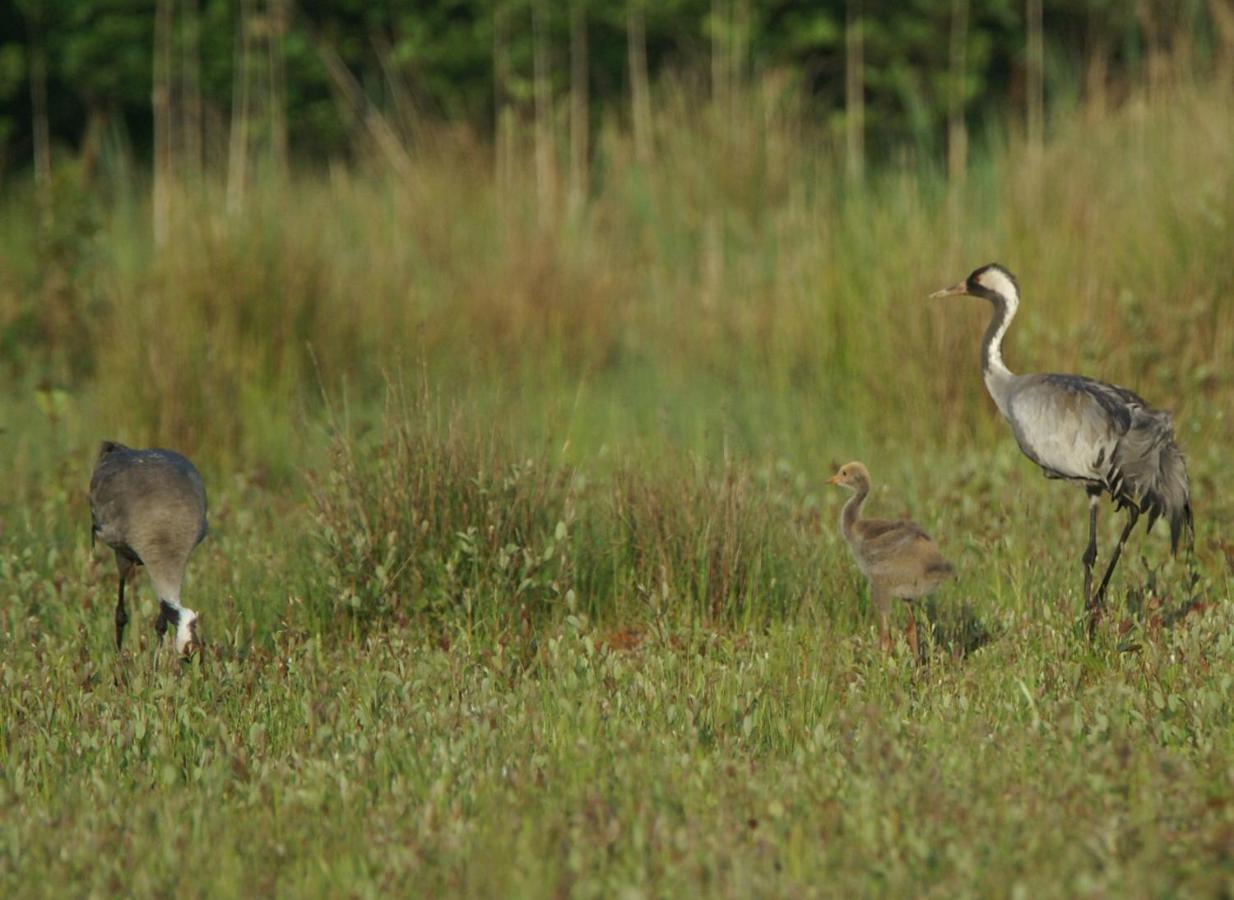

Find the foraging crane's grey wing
[[89, 441, 208, 654]]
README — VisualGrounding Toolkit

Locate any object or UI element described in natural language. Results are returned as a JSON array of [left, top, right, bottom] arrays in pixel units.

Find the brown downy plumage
[[827, 461, 954, 655]]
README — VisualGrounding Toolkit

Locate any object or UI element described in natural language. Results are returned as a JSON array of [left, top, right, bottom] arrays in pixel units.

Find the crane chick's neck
[[839, 484, 868, 540]]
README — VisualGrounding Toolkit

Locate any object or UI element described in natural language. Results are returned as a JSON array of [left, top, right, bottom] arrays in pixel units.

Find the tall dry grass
[[0, 75, 1230, 480]]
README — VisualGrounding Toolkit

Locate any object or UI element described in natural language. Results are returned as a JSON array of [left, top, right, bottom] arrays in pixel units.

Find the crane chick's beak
[[929, 280, 969, 299], [825, 473, 842, 486]]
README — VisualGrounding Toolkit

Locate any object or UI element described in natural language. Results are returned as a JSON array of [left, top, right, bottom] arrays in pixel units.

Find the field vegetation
[[2, 11, 1234, 895]]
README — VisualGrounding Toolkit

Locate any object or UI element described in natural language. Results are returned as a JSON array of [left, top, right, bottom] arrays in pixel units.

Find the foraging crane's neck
[[839, 482, 868, 543], [981, 291, 1018, 418]]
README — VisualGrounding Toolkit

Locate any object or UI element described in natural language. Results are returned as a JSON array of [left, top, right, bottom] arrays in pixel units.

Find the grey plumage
[[89, 441, 208, 653], [931, 264, 1192, 626], [1004, 374, 1192, 551]]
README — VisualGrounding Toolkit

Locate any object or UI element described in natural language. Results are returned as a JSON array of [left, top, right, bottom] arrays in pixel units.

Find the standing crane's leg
[[1082, 487, 1102, 606], [1085, 505, 1141, 635]]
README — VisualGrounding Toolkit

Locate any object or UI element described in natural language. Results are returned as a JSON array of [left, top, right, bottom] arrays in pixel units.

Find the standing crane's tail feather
[[1112, 410, 1192, 554]]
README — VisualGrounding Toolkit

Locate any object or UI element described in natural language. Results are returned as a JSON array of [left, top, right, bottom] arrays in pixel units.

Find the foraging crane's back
[[930, 264, 1192, 625], [89, 441, 207, 654]]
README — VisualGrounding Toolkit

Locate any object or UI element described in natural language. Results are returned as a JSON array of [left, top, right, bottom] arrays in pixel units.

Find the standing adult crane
[[89, 441, 208, 655], [930, 264, 1192, 630]]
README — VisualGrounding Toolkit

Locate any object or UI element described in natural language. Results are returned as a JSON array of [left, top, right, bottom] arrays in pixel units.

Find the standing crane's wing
[[1005, 374, 1192, 550], [1004, 374, 1139, 485]]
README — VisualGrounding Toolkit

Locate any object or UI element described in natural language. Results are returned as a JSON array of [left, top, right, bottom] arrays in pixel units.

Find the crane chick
[[828, 461, 955, 655], [89, 441, 207, 655]]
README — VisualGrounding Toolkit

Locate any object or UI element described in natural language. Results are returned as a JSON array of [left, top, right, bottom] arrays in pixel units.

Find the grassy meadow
[[2, 75, 1234, 895]]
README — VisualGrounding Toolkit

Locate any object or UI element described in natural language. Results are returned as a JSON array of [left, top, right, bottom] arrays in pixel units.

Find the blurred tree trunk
[[627, 1, 652, 163], [153, 0, 174, 246], [1137, 2, 1167, 95], [29, 31, 51, 223], [1026, 0, 1044, 156], [269, 0, 289, 175], [731, 0, 749, 123], [711, 0, 725, 110], [845, 0, 864, 184], [1212, 0, 1234, 79], [227, 0, 253, 217], [79, 106, 109, 181], [568, 0, 589, 216], [947, 0, 969, 185], [493, 2, 514, 207], [532, 0, 555, 223], [1084, 17, 1109, 121], [182, 0, 203, 180], [313, 37, 412, 180]]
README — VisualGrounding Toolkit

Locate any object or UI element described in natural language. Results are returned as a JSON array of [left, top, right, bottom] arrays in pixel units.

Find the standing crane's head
[[826, 461, 871, 492], [929, 263, 1020, 307]]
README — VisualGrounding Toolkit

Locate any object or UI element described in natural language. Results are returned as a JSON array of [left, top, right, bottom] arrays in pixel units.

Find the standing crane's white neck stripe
[[985, 295, 1016, 375], [981, 291, 1019, 419]]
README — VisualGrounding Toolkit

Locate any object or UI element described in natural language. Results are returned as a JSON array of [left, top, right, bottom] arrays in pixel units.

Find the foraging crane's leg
[[1085, 505, 1141, 634], [113, 553, 135, 651], [1082, 487, 1102, 606]]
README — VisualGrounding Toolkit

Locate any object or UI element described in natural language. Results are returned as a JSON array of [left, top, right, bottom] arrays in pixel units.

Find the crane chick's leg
[[903, 602, 920, 662], [1086, 506, 1141, 632], [1082, 488, 1101, 606], [872, 585, 892, 652]]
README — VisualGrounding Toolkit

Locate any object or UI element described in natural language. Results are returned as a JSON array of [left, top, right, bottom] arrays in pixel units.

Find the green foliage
[[307, 385, 831, 631], [0, 0, 1227, 171], [0, 68, 1232, 898]]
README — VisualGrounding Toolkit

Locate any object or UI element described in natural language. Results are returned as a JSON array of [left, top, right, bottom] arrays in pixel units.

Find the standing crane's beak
[[929, 280, 969, 299]]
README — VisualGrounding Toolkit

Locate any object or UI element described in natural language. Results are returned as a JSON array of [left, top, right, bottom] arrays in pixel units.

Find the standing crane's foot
[[1083, 606, 1101, 640], [1083, 588, 1108, 640]]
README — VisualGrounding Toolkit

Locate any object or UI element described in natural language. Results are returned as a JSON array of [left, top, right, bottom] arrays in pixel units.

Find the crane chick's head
[[826, 461, 870, 492], [930, 263, 1020, 305]]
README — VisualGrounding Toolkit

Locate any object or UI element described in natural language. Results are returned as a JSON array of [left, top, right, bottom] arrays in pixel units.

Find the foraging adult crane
[[828, 461, 955, 655], [89, 441, 207, 655], [930, 264, 1192, 627]]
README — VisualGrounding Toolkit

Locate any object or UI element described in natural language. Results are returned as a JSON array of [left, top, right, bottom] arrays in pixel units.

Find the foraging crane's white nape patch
[[89, 441, 208, 656], [929, 263, 1192, 634]]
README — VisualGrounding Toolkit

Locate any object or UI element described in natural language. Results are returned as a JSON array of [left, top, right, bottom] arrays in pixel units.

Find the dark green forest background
[[0, 0, 1227, 179]]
